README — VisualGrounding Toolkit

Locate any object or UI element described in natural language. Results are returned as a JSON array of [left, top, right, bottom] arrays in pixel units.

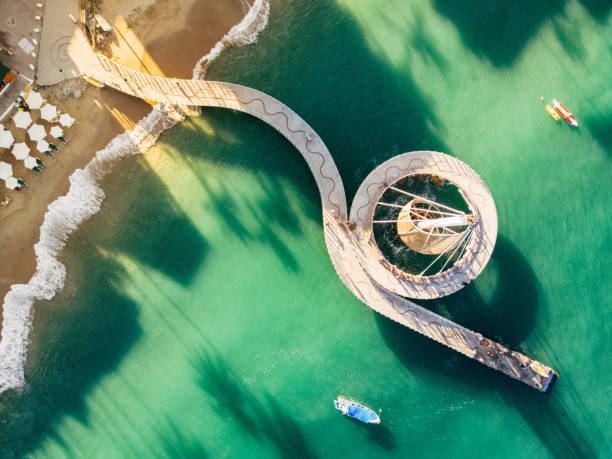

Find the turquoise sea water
[[2, 1, 611, 457]]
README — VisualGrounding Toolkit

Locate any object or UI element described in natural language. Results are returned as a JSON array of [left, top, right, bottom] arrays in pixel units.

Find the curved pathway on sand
[[77, 54, 557, 392]]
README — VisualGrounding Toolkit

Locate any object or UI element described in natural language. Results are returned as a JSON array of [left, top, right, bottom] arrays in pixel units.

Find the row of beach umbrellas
[[0, 90, 75, 190], [24, 90, 75, 125], [11, 140, 58, 158], [13, 109, 75, 130], [4, 143, 46, 170], [0, 123, 65, 147], [0, 90, 75, 152]]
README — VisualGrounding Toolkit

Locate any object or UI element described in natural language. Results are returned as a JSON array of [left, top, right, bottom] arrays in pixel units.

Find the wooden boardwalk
[[78, 53, 558, 392]]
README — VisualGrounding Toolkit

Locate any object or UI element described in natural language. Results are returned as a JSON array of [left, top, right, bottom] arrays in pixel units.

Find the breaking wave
[[193, 0, 270, 79], [0, 0, 270, 394]]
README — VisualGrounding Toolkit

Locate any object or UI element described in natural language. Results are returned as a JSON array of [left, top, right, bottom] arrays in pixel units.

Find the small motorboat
[[552, 99, 579, 126], [334, 397, 380, 424]]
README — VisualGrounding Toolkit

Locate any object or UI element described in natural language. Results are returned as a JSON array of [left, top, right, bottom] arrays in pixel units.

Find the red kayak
[[553, 99, 579, 126]]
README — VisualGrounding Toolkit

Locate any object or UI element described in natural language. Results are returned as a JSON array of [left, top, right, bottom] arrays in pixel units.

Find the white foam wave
[[0, 0, 270, 394], [193, 0, 270, 79]]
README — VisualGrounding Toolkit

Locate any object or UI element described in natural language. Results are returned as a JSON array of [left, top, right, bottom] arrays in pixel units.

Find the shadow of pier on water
[[376, 235, 602, 457], [189, 346, 318, 459]]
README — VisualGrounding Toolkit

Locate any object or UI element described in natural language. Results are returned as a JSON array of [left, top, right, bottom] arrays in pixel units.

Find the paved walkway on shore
[[73, 51, 557, 392], [36, 0, 82, 85]]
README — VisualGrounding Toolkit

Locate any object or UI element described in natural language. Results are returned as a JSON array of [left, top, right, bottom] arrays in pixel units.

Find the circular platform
[[349, 151, 498, 299]]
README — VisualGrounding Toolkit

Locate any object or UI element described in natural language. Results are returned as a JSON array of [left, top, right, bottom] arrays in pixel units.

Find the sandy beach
[[0, 0, 245, 321]]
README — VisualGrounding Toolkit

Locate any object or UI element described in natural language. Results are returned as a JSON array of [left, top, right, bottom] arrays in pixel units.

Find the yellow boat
[[545, 104, 560, 121]]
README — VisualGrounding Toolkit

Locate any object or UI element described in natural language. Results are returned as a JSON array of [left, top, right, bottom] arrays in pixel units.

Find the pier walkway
[[76, 52, 557, 392]]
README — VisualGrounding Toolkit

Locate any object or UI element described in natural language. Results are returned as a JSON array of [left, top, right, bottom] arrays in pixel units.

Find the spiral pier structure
[[78, 53, 557, 392]]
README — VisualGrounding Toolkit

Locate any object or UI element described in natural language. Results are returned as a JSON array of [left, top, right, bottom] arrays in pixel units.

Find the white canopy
[[59, 113, 75, 127], [0, 161, 14, 179], [13, 110, 32, 129], [4, 176, 19, 190], [40, 103, 58, 121], [28, 124, 46, 142], [36, 140, 50, 153], [0, 129, 15, 148], [25, 91, 45, 109], [11, 142, 29, 160], [417, 215, 470, 230], [24, 156, 38, 169], [50, 125, 63, 138]]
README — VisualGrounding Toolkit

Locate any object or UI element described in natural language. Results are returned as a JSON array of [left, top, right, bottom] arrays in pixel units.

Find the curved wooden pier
[[78, 53, 558, 392]]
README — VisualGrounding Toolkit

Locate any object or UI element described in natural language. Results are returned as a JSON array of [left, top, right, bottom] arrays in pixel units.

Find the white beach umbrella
[[4, 176, 19, 190], [40, 103, 58, 122], [11, 142, 30, 160], [0, 162, 13, 179], [28, 124, 46, 142], [59, 113, 76, 127], [24, 156, 38, 170], [25, 91, 45, 109], [13, 110, 33, 129], [50, 125, 63, 138], [0, 129, 15, 148], [36, 140, 50, 153]]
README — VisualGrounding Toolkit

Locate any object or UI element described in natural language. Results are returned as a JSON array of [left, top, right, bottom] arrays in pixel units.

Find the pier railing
[[76, 51, 558, 392]]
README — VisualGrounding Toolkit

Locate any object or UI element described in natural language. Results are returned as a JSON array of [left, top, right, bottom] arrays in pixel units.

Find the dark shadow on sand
[[376, 235, 600, 458], [146, 0, 245, 79]]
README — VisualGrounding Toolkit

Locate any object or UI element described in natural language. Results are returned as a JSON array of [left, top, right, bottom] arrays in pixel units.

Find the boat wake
[[0, 0, 270, 395]]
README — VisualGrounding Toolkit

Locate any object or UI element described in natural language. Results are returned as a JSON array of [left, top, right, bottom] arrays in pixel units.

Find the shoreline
[[0, 0, 270, 394]]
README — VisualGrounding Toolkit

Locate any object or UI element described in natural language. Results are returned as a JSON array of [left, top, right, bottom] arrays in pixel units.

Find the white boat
[[334, 397, 380, 424], [552, 99, 579, 126]]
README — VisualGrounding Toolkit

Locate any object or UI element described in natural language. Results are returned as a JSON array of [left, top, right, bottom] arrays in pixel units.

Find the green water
[[2, 1, 611, 457]]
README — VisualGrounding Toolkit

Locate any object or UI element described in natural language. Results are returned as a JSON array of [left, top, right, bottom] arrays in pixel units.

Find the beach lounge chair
[[4, 177, 20, 190], [24, 156, 42, 172], [36, 140, 53, 157], [50, 125, 66, 143]]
